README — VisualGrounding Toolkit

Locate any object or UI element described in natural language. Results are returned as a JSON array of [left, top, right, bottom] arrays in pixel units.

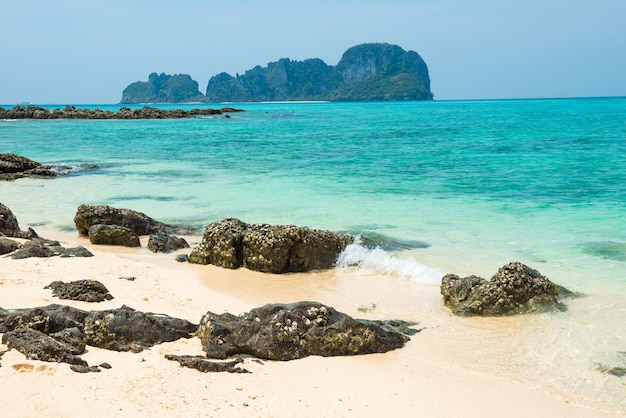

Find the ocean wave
[[337, 237, 444, 284], [49, 163, 100, 176]]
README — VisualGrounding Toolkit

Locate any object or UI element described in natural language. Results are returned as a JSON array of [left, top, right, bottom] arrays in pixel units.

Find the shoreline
[[0, 228, 621, 417]]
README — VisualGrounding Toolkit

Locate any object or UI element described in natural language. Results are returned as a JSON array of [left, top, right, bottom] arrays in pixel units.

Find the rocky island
[[120, 43, 433, 103]]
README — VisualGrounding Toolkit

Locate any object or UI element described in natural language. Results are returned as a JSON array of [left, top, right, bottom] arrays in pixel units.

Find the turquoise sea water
[[2, 99, 625, 287], [2, 98, 626, 409]]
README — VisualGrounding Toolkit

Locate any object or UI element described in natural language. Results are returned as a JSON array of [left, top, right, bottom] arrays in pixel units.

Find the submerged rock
[[44, 280, 114, 303], [197, 301, 413, 361], [596, 351, 626, 377], [0, 153, 97, 181], [188, 218, 354, 273], [83, 305, 198, 352], [440, 262, 572, 316]]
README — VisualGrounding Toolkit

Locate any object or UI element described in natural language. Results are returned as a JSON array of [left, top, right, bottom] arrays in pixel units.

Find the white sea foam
[[336, 237, 445, 284]]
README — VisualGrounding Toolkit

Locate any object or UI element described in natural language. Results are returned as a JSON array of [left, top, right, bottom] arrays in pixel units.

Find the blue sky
[[1, 0, 625, 103]]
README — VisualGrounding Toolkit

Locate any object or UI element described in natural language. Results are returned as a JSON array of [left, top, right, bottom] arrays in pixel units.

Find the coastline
[[0, 229, 620, 417]]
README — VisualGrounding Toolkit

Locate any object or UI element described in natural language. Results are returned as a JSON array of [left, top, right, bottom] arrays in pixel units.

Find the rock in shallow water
[[440, 262, 573, 316], [188, 218, 354, 273], [74, 204, 197, 236]]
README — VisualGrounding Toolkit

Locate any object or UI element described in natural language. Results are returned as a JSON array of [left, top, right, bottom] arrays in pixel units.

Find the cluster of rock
[[440, 262, 573, 316], [188, 218, 354, 273], [0, 105, 243, 120], [1, 203, 93, 259], [74, 204, 194, 253], [0, 153, 97, 181], [0, 301, 415, 373], [2, 199, 599, 377], [0, 304, 198, 372]]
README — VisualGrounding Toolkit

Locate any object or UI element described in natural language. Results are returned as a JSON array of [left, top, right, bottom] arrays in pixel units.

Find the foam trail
[[337, 237, 444, 284]]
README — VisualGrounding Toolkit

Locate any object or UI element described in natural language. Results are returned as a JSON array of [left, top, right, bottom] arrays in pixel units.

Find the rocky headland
[[121, 43, 433, 103]]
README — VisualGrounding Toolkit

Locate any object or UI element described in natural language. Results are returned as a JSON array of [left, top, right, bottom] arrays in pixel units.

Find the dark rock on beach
[[88, 224, 140, 247], [2, 328, 88, 366], [0, 105, 242, 119], [83, 305, 197, 352], [0, 237, 21, 255], [196, 301, 413, 361], [44, 280, 114, 303], [10, 238, 56, 259], [10, 238, 93, 260], [74, 204, 197, 236], [165, 355, 249, 373], [60, 245, 94, 258], [0, 304, 89, 334], [188, 218, 354, 273], [440, 262, 573, 316], [148, 232, 190, 253], [0, 303, 198, 370]]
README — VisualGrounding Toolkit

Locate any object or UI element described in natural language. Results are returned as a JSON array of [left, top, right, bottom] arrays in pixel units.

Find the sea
[[2, 98, 626, 411]]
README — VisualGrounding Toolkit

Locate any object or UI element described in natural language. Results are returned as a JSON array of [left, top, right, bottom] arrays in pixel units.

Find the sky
[[1, 0, 625, 104]]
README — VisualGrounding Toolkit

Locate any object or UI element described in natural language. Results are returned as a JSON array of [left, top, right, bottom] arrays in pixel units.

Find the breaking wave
[[336, 237, 444, 284]]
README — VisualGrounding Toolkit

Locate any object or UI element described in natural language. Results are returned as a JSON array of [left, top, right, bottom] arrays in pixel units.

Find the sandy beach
[[0, 229, 620, 417]]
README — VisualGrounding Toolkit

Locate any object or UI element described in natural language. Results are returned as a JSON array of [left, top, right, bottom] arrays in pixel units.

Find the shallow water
[[2, 98, 626, 410]]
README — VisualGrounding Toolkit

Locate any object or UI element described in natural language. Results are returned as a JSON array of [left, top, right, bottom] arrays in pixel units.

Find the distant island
[[120, 43, 433, 103]]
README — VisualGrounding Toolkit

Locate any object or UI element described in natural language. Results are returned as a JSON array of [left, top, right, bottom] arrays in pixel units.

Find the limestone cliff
[[120, 43, 433, 103]]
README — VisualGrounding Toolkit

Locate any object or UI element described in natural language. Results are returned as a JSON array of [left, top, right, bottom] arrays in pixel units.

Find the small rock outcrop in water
[[74, 204, 197, 236], [44, 280, 114, 303], [0, 153, 97, 181], [0, 105, 242, 119], [196, 301, 415, 361], [0, 202, 37, 238], [1, 203, 94, 258], [188, 218, 354, 273], [440, 262, 573, 316]]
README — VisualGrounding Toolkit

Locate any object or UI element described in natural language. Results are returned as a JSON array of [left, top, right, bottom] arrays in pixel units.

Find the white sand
[[0, 230, 620, 417]]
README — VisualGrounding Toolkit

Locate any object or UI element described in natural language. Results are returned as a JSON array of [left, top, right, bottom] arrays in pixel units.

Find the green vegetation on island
[[120, 43, 433, 103]]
